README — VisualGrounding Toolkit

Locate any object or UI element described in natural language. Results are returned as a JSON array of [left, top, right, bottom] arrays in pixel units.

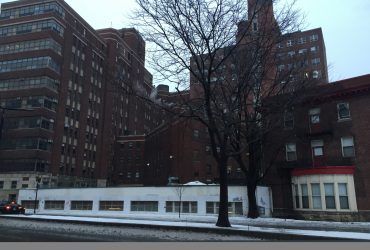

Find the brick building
[[264, 74, 370, 221], [0, 0, 158, 199]]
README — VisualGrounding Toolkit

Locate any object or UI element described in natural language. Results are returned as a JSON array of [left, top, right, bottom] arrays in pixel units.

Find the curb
[[1, 216, 365, 241]]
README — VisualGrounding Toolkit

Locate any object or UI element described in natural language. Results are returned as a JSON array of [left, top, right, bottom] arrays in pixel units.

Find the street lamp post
[[34, 176, 41, 214]]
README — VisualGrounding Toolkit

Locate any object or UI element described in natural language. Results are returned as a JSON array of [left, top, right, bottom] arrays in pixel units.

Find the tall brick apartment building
[[0, 0, 160, 199]]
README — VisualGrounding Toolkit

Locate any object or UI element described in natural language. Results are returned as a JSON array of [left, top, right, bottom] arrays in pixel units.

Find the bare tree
[[174, 184, 186, 218], [132, 0, 309, 226]]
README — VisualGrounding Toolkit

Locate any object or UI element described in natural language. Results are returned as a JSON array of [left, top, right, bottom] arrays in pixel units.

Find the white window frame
[[291, 175, 356, 212]]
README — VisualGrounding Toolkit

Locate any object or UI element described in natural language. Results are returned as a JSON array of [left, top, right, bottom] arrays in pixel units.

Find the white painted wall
[[18, 185, 272, 217]]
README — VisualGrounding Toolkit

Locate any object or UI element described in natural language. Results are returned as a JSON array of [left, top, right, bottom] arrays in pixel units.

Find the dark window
[[301, 184, 309, 208], [338, 183, 349, 209], [99, 201, 124, 211], [324, 183, 336, 209], [44, 200, 65, 210], [337, 103, 350, 120], [70, 200, 93, 210]]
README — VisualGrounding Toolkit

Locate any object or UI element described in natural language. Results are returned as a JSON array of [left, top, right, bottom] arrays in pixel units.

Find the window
[[206, 202, 219, 214], [324, 183, 336, 209], [311, 183, 322, 209], [310, 34, 319, 42], [338, 183, 349, 209], [298, 48, 307, 54], [21, 200, 39, 209], [22, 184, 28, 188], [205, 146, 211, 155], [286, 40, 293, 47], [310, 46, 318, 53], [11, 181, 17, 189], [311, 58, 320, 65], [206, 202, 243, 215], [292, 177, 355, 212], [337, 103, 350, 120], [294, 184, 300, 208], [311, 140, 324, 156], [0, 181, 3, 189], [44, 200, 65, 210], [297, 37, 307, 44], [286, 143, 297, 161], [341, 137, 355, 157], [131, 201, 158, 212], [165, 201, 197, 213], [70, 200, 93, 210], [287, 51, 295, 57], [309, 108, 320, 124], [227, 202, 243, 215], [99, 201, 124, 211], [301, 184, 309, 208], [284, 111, 294, 129], [193, 129, 199, 138]]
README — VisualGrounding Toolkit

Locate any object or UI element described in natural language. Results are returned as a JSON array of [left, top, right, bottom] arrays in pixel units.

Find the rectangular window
[[286, 143, 297, 161], [301, 184, 309, 208], [324, 183, 336, 209], [206, 202, 219, 214], [0, 181, 3, 189], [21, 200, 39, 209], [286, 40, 293, 47], [341, 137, 355, 158], [44, 200, 65, 210], [297, 37, 307, 44], [284, 111, 294, 129], [311, 183, 322, 209], [11, 181, 17, 189], [311, 140, 324, 156], [130, 201, 158, 212], [165, 201, 197, 213], [311, 58, 321, 65], [310, 34, 319, 42], [338, 183, 349, 209], [337, 103, 350, 120], [294, 184, 300, 208], [309, 108, 320, 124], [193, 129, 199, 138], [99, 201, 124, 211], [70, 200, 93, 210]]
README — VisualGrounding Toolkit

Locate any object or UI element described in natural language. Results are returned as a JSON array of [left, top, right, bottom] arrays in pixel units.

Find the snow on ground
[[0, 215, 261, 241], [3, 214, 370, 240]]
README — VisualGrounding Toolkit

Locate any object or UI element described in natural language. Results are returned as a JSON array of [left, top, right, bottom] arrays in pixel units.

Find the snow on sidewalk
[[3, 214, 370, 240]]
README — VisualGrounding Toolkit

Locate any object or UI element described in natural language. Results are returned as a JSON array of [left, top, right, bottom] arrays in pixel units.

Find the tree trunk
[[247, 183, 259, 218], [216, 158, 231, 227]]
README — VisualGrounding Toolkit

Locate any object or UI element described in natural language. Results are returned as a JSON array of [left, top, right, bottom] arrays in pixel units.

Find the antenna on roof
[[110, 21, 113, 28]]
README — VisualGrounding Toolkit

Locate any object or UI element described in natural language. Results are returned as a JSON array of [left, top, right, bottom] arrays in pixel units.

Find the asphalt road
[[0, 217, 262, 242]]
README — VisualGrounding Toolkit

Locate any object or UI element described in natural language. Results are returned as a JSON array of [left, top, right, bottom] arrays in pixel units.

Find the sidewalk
[[2, 213, 370, 241]]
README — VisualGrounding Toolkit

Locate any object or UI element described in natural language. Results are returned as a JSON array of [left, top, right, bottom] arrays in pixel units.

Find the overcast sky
[[1, 0, 369, 83]]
